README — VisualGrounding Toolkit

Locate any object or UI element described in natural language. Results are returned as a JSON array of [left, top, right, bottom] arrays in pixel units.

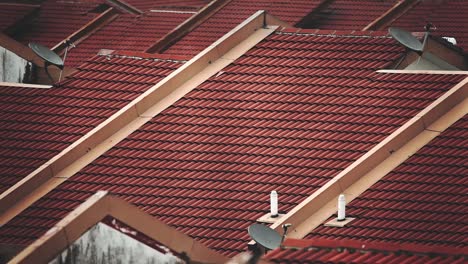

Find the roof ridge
[[106, 50, 190, 62], [277, 27, 391, 38]]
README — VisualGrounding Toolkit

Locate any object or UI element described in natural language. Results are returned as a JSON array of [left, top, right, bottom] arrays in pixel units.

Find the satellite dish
[[29, 42, 64, 69], [388, 27, 423, 53], [248, 224, 281, 250]]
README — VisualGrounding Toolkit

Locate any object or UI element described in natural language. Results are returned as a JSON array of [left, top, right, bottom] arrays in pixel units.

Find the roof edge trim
[[0, 82, 51, 89], [363, 0, 421, 31], [0, 32, 43, 66], [9, 191, 228, 264], [377, 69, 468, 74], [281, 238, 468, 257], [266, 77, 468, 239], [145, 0, 232, 53]]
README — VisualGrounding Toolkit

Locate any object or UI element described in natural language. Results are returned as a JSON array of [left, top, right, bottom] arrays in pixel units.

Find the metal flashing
[[324, 217, 355, 228], [0, 82, 51, 89]]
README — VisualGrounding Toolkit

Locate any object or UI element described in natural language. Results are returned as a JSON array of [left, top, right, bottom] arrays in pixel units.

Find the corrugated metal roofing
[[0, 29, 463, 257], [307, 115, 467, 249]]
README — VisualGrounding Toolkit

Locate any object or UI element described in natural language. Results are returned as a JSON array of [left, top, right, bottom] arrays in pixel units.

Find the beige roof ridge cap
[[0, 82, 52, 89], [377, 69, 468, 74], [262, 76, 468, 240], [9, 191, 228, 264]]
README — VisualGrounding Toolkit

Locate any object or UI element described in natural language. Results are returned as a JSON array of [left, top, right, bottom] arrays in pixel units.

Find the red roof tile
[[266, 238, 467, 263], [307, 115, 468, 249], [0, 54, 183, 194], [65, 11, 192, 67], [389, 0, 468, 51], [0, 30, 464, 257], [12, 0, 102, 48], [301, 0, 396, 30], [163, 0, 323, 56], [0, 3, 38, 32], [123, 0, 207, 11]]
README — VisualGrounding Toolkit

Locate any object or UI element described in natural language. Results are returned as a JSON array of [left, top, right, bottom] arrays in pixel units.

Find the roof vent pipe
[[270, 191, 278, 218], [337, 194, 346, 221]]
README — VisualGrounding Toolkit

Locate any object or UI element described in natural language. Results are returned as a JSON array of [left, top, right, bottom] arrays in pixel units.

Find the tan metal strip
[[267, 77, 468, 239], [51, 7, 120, 54], [9, 191, 228, 264], [0, 82, 51, 89], [377, 69, 468, 74], [363, 0, 420, 31], [0, 11, 283, 229]]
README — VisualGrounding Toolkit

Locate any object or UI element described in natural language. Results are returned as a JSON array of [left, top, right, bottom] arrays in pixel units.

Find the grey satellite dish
[[388, 27, 424, 53], [248, 223, 281, 250], [29, 42, 64, 69]]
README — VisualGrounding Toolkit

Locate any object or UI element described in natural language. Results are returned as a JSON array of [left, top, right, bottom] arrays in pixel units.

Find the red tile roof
[[0, 53, 183, 194], [65, 11, 192, 67], [307, 115, 467, 249], [304, 0, 396, 30], [389, 0, 468, 51], [0, 3, 38, 32], [266, 238, 467, 263], [0, 29, 463, 257], [116, 11, 194, 51], [163, 0, 322, 56], [12, 0, 103, 49], [123, 0, 208, 11]]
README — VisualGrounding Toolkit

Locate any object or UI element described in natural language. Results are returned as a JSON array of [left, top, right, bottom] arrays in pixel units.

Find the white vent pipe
[[270, 191, 278, 218], [337, 194, 346, 221]]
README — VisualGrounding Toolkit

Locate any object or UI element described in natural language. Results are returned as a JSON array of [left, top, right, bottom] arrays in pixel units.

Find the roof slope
[[266, 238, 467, 263], [307, 115, 467, 249], [123, 0, 207, 11], [303, 0, 396, 30], [0, 29, 464, 257], [0, 53, 183, 194], [65, 11, 192, 67], [11, 0, 103, 48], [389, 0, 468, 51], [0, 3, 38, 32], [163, 0, 322, 56]]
